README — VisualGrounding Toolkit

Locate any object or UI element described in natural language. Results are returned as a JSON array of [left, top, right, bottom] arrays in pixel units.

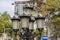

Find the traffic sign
[[42, 36, 48, 40]]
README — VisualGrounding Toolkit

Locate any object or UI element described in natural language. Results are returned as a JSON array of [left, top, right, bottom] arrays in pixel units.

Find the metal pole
[[53, 25, 57, 40], [13, 31, 17, 40], [13, 32, 16, 40]]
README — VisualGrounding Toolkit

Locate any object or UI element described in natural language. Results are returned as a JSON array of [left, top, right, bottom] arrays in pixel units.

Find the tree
[[1, 12, 12, 28], [30, 0, 60, 16], [45, 9, 60, 37], [51, 12, 60, 37], [30, 0, 60, 38], [47, 0, 60, 8], [0, 12, 12, 34]]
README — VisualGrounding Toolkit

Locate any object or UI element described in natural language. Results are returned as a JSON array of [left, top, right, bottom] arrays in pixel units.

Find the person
[[17, 35, 20, 40]]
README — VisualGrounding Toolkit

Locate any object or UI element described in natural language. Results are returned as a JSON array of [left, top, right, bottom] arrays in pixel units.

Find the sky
[[0, 0, 29, 17], [0, 0, 15, 17]]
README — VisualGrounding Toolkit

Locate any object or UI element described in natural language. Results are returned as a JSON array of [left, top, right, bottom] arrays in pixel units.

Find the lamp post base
[[13, 29, 19, 40], [20, 28, 30, 40]]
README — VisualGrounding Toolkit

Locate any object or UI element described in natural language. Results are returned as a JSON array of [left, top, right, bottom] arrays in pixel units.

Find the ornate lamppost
[[35, 13, 45, 40], [29, 16, 35, 40], [19, 13, 30, 40], [11, 13, 20, 40], [19, 2, 34, 40], [29, 16, 35, 32]]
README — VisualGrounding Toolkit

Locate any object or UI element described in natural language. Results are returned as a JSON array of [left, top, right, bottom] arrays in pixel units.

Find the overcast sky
[[0, 0, 29, 17], [0, 0, 14, 17]]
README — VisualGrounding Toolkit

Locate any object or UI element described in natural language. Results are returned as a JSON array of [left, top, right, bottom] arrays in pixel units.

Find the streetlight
[[35, 13, 45, 40], [11, 13, 20, 40], [19, 13, 30, 40], [29, 16, 35, 40], [19, 3, 34, 40], [20, 14, 30, 29], [20, 2, 33, 29], [29, 16, 35, 31]]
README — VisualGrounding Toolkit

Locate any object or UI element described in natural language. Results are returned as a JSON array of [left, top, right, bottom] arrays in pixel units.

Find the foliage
[[46, 0, 60, 8], [30, 0, 60, 8], [32, 28, 46, 40], [45, 8, 60, 37], [30, 0, 60, 16], [1, 12, 12, 28], [30, 0, 60, 37], [0, 12, 12, 33], [51, 12, 60, 37]]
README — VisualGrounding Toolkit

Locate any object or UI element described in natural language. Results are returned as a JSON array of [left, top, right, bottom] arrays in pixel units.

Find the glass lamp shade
[[12, 20, 20, 29], [20, 16, 30, 28], [29, 22, 34, 30], [11, 17, 20, 29], [29, 17, 35, 30], [36, 19, 44, 28], [35, 17, 45, 28]]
